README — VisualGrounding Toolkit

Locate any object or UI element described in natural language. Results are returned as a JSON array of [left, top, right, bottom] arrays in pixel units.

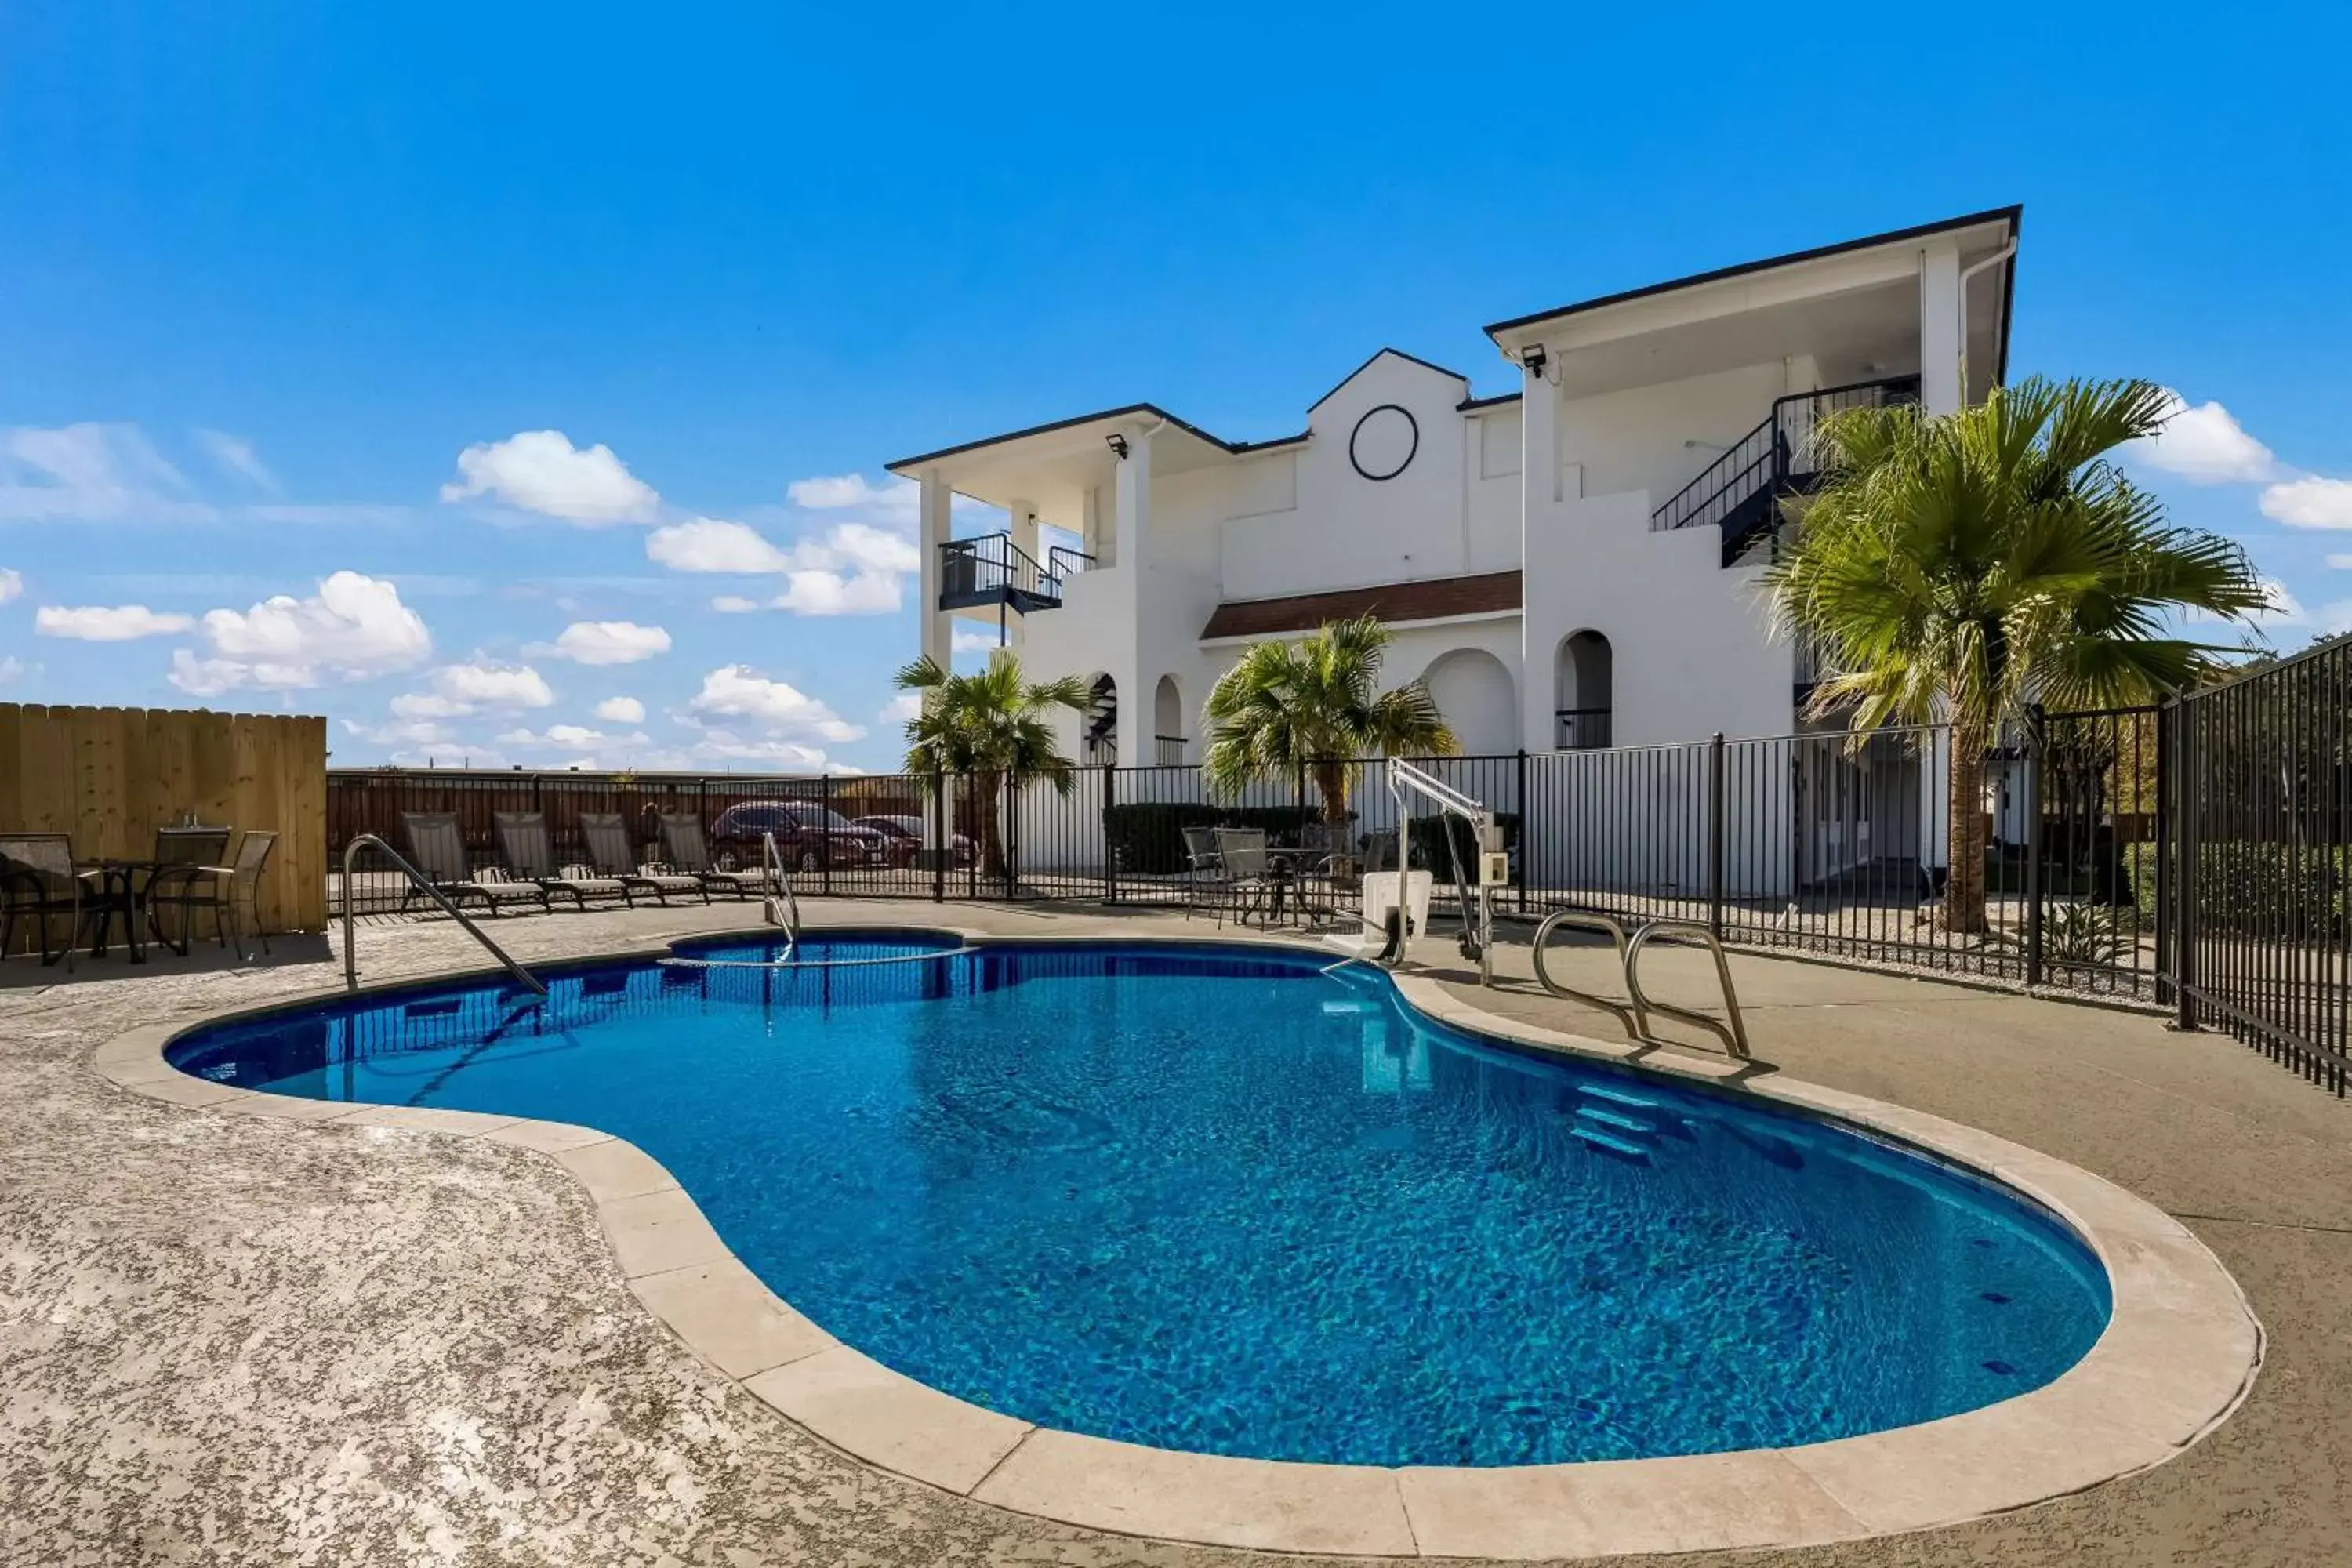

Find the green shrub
[[1405, 813, 1522, 877]]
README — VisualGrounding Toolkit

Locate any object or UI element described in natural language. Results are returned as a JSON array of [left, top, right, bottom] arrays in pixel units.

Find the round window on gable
[[1348, 403, 1418, 481]]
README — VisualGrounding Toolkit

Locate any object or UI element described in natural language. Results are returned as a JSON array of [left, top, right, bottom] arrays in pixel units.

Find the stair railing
[[340, 833, 546, 996], [938, 533, 1065, 607], [1650, 376, 1924, 545]]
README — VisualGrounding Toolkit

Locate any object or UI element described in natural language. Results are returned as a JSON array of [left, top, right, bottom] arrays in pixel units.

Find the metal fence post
[[2174, 700, 2199, 1032], [931, 764, 947, 904], [820, 773, 833, 897], [1103, 763, 1118, 906], [1707, 732, 1726, 941], [2024, 704, 2045, 988], [1515, 748, 1530, 914], [2154, 699, 2173, 1008]]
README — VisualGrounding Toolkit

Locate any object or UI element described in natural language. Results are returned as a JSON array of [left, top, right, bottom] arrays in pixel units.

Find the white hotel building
[[889, 209, 2022, 886]]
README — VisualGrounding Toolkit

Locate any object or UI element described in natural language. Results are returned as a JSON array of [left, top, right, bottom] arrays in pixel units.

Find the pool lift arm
[[1386, 758, 1507, 985]]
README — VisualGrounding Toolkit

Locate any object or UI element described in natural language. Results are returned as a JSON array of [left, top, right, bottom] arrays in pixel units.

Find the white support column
[[918, 468, 953, 675], [1518, 344, 1563, 752], [1005, 497, 1037, 649], [1105, 428, 1149, 767], [1918, 239, 1965, 416]]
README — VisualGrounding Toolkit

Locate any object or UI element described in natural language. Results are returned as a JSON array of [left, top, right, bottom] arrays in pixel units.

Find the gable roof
[[886, 402, 1308, 474], [1481, 205, 2024, 340], [1305, 347, 1472, 414]]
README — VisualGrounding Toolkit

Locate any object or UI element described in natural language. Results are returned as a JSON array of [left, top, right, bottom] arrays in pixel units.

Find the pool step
[[1570, 1126, 1653, 1163], [1575, 1082, 1661, 1111], [1574, 1105, 1655, 1137]]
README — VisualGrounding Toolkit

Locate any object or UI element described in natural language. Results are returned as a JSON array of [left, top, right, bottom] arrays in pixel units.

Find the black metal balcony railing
[[1047, 543, 1095, 579], [1154, 734, 1188, 766], [1650, 376, 1921, 566], [1556, 707, 1612, 750], [938, 533, 1065, 615]]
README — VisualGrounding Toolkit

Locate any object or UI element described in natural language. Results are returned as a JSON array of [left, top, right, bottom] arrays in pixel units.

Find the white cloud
[[0, 655, 21, 684], [495, 722, 650, 750], [172, 571, 433, 693], [774, 569, 902, 615], [649, 515, 915, 616], [786, 472, 918, 516], [0, 423, 218, 524], [952, 628, 1003, 652], [35, 604, 198, 641], [684, 664, 863, 743], [2125, 392, 2278, 485], [647, 517, 794, 573], [440, 430, 659, 524], [2184, 577, 2305, 633], [2326, 554, 2352, 570], [2260, 475, 2352, 531], [0, 568, 20, 603], [426, 660, 555, 711], [594, 695, 645, 724], [194, 429, 279, 492], [532, 619, 672, 665], [880, 691, 922, 724]]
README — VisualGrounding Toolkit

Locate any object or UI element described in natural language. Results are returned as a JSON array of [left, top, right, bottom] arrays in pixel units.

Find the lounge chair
[[494, 811, 632, 910], [578, 813, 706, 905], [147, 829, 278, 960], [0, 833, 98, 969], [655, 813, 760, 901], [399, 811, 549, 915]]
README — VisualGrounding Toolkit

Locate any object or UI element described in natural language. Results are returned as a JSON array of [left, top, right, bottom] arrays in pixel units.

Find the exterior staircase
[[1650, 376, 1920, 567]]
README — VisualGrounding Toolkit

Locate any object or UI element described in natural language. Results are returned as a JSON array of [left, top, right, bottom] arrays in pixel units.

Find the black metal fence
[[329, 711, 2169, 996], [326, 655, 2352, 1096], [2169, 638, 2351, 1093]]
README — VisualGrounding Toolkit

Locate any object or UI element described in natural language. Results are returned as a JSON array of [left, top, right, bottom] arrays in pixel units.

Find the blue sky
[[2, 2, 2347, 773]]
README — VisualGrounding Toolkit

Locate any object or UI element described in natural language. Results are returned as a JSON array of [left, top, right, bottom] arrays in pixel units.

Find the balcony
[[1556, 707, 1612, 750], [937, 535, 1093, 615]]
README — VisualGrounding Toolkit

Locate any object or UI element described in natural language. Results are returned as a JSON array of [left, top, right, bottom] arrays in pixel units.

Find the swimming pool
[[170, 932, 2113, 1468]]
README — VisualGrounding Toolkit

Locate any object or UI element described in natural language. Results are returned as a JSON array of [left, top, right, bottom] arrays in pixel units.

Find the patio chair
[[146, 829, 279, 960], [577, 813, 707, 906], [1179, 825, 1227, 920], [0, 832, 98, 969], [493, 811, 631, 910], [398, 811, 548, 916], [655, 813, 758, 901], [1290, 821, 1357, 925], [1210, 828, 1279, 928], [143, 826, 233, 954]]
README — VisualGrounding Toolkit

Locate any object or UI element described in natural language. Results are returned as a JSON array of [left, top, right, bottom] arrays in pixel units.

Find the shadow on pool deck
[[1, 897, 2344, 1567]]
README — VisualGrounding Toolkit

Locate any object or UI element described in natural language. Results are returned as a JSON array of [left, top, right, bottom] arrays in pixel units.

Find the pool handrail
[[1530, 908, 1751, 1061], [340, 833, 547, 997], [760, 830, 800, 954]]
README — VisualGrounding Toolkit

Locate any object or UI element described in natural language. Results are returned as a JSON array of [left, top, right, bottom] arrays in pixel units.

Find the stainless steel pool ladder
[[760, 830, 800, 953], [339, 833, 546, 997], [1531, 910, 1750, 1061]]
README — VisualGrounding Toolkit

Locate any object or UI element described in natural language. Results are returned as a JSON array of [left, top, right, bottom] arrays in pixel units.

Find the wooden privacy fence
[[0, 703, 328, 946]]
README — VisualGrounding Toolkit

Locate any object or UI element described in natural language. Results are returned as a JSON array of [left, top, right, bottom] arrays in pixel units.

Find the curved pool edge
[[93, 923, 2263, 1561]]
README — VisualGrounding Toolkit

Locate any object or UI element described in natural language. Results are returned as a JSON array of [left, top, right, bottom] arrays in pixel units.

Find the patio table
[[72, 858, 173, 963]]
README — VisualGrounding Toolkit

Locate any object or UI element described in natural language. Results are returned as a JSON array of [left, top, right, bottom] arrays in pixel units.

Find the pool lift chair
[[1323, 758, 1505, 984]]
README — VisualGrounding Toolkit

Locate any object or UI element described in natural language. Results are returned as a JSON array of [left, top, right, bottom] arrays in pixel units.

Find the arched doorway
[[1152, 675, 1185, 765], [1419, 648, 1517, 757], [1555, 631, 1613, 749]]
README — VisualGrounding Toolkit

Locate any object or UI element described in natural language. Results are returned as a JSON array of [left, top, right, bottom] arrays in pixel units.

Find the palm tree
[[894, 651, 1093, 881], [1202, 614, 1459, 822], [1766, 376, 2266, 933]]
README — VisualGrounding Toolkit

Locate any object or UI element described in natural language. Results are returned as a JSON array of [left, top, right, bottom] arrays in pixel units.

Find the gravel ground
[[1, 900, 2343, 1567]]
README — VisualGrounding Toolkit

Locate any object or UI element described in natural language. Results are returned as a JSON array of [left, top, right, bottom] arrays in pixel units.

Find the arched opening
[[1418, 648, 1517, 757], [1083, 674, 1118, 766], [1555, 631, 1613, 749], [1152, 675, 1186, 766]]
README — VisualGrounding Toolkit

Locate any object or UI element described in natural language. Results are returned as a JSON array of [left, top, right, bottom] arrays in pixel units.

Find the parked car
[[707, 801, 890, 873], [852, 814, 977, 868]]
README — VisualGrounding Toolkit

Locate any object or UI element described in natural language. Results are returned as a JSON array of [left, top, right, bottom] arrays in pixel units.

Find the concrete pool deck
[[3, 900, 2347, 1566]]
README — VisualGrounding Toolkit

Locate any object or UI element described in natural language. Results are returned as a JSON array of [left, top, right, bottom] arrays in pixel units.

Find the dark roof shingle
[[1200, 572, 1521, 640]]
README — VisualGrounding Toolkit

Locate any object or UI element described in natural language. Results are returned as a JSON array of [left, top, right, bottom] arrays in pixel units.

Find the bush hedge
[[1102, 803, 1337, 876]]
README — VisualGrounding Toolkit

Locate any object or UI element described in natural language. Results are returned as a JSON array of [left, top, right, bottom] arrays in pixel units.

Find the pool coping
[[93, 924, 2264, 1561]]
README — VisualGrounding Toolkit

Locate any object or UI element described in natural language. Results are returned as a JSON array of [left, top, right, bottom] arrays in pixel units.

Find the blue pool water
[[171, 934, 2111, 1466]]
